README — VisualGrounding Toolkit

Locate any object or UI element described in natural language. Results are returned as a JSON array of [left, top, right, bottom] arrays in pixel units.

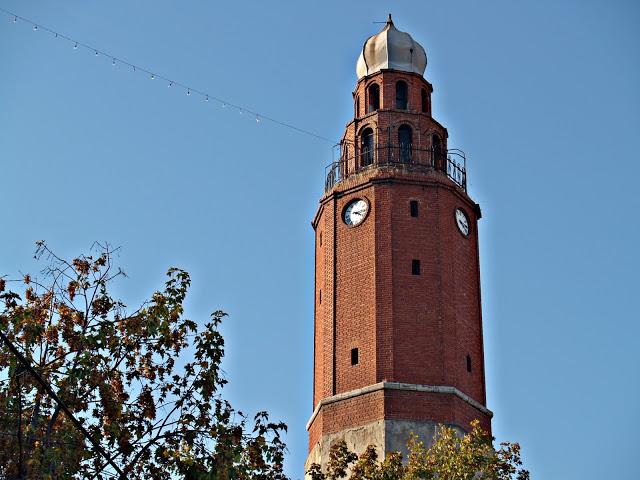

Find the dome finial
[[356, 16, 427, 79]]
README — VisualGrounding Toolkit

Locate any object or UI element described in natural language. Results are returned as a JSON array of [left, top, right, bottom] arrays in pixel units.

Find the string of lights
[[0, 7, 336, 144]]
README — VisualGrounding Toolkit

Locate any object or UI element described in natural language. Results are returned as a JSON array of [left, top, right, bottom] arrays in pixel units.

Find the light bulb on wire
[[74, 42, 78, 49], [187, 89, 191, 96], [112, 58, 116, 66], [150, 74, 155, 80], [33, 25, 37, 31]]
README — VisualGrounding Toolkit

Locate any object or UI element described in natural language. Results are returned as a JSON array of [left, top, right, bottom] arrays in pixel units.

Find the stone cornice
[[306, 382, 493, 431]]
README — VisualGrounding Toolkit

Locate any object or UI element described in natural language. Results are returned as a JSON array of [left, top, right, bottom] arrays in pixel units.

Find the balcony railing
[[324, 144, 467, 193]]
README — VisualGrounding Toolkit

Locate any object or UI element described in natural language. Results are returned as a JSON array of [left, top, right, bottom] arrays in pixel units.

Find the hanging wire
[[0, 6, 336, 144]]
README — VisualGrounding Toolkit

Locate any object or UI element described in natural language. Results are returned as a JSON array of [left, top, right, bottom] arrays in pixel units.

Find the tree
[[307, 420, 529, 480], [0, 242, 288, 480]]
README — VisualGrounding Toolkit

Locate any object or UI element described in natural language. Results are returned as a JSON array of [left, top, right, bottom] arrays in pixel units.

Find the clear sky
[[1, 1, 638, 478]]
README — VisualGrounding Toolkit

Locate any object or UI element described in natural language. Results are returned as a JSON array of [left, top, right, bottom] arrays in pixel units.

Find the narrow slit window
[[466, 354, 472, 373], [319, 290, 322, 304], [319, 232, 323, 246], [410, 200, 419, 217], [361, 128, 374, 166], [367, 84, 380, 112], [396, 81, 408, 110], [412, 259, 421, 275], [398, 125, 412, 163], [351, 348, 359, 366], [432, 134, 443, 168], [421, 88, 429, 113]]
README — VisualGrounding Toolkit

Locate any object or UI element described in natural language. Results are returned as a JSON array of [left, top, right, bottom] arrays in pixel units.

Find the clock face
[[344, 199, 369, 227], [455, 208, 470, 237]]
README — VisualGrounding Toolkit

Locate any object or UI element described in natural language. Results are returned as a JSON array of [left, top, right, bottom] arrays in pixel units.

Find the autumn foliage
[[0, 242, 287, 479]]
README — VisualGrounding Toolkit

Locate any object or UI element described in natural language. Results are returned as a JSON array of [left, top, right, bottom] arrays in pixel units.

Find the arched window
[[396, 81, 408, 110], [398, 125, 412, 163], [432, 134, 443, 168], [367, 84, 380, 113], [361, 128, 374, 166], [421, 88, 429, 113]]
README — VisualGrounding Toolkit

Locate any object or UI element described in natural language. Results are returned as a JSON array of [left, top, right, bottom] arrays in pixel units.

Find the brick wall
[[309, 67, 490, 455]]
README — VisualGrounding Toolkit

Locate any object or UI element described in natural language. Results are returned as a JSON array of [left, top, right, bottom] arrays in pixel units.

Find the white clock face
[[344, 199, 369, 227], [455, 208, 470, 237]]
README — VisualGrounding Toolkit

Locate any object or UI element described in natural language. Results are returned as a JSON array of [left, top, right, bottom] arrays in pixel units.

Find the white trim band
[[306, 382, 493, 430]]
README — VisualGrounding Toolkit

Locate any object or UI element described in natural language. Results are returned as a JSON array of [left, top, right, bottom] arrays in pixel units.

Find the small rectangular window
[[410, 200, 418, 217], [351, 348, 359, 366], [319, 290, 322, 304], [466, 354, 472, 373], [319, 232, 323, 246], [412, 259, 421, 275]]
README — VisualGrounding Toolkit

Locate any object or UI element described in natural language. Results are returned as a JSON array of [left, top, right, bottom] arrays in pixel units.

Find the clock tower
[[306, 16, 492, 472]]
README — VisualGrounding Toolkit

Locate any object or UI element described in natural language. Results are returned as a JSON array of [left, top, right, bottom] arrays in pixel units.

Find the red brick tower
[[306, 16, 492, 471]]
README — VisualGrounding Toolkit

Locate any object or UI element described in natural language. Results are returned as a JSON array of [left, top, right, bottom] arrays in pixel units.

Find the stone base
[[304, 418, 464, 478]]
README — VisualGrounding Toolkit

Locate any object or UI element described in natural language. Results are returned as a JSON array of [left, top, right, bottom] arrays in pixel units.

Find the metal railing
[[324, 144, 467, 192]]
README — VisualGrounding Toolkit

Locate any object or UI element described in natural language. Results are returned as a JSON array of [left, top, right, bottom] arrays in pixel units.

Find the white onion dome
[[356, 15, 427, 80]]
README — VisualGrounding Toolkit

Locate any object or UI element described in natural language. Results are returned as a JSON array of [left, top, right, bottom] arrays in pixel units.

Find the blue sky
[[1, 1, 638, 478]]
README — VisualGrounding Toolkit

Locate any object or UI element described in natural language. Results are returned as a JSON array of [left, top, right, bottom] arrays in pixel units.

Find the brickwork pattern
[[340, 70, 447, 178]]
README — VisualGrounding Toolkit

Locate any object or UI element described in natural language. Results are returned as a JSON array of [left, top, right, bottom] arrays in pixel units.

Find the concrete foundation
[[304, 418, 465, 478]]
